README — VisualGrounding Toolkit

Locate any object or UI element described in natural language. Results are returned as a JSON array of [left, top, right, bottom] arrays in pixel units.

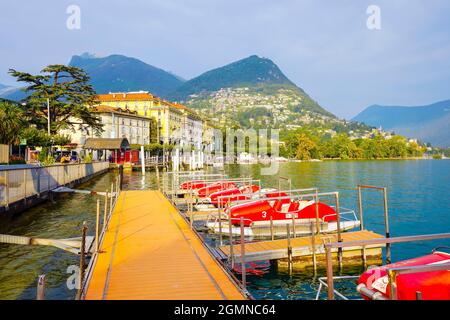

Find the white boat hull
[[206, 220, 361, 237]]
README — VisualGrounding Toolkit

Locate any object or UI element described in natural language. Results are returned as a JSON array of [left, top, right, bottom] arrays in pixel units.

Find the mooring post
[[357, 185, 367, 265], [119, 165, 123, 190], [286, 224, 293, 274], [388, 269, 398, 300], [383, 187, 391, 263], [315, 192, 321, 234], [310, 222, 317, 273], [228, 206, 234, 268], [240, 217, 246, 290], [270, 216, 274, 241], [325, 245, 335, 300], [103, 190, 108, 231], [357, 185, 364, 230], [218, 201, 223, 246], [36, 274, 46, 300], [335, 192, 343, 269], [292, 214, 296, 238], [155, 164, 160, 190], [76, 221, 88, 300], [95, 199, 100, 252], [109, 183, 114, 215]]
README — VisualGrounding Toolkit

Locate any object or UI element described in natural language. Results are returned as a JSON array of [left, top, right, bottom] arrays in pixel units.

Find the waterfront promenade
[[0, 162, 110, 214], [83, 190, 246, 300]]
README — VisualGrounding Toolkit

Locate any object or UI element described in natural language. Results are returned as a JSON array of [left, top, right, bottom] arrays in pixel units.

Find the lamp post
[[47, 98, 51, 135]]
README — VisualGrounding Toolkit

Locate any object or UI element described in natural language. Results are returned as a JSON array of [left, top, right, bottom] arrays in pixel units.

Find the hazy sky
[[1, 0, 449, 118]]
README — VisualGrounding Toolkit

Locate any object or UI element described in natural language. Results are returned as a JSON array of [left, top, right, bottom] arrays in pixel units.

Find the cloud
[[0, 0, 449, 118]]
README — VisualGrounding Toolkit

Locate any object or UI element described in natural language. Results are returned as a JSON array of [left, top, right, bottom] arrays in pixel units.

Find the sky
[[1, 0, 449, 119]]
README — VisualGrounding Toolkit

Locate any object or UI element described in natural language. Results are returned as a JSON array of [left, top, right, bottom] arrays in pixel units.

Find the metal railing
[[0, 162, 110, 208], [79, 174, 121, 300]]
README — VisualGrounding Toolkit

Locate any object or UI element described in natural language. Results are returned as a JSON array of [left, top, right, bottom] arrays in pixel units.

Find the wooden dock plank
[[84, 190, 245, 300], [219, 230, 384, 262]]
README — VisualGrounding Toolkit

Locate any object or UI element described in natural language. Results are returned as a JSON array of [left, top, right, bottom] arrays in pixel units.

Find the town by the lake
[[0, 1, 449, 313]]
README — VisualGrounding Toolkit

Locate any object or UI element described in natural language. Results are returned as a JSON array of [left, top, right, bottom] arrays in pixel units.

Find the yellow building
[[96, 91, 184, 144]]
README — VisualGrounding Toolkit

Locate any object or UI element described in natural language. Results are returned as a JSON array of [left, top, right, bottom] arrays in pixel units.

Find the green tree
[[295, 133, 319, 160], [20, 127, 71, 148], [9, 65, 103, 135], [0, 100, 26, 144], [384, 136, 408, 158]]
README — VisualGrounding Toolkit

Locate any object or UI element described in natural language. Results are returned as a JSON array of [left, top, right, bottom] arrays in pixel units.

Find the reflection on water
[[0, 172, 119, 300], [0, 160, 449, 300]]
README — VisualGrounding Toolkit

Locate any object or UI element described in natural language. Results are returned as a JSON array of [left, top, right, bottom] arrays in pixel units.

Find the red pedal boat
[[180, 180, 206, 190], [207, 193, 360, 237], [209, 185, 261, 207], [357, 250, 450, 300], [196, 181, 237, 198]]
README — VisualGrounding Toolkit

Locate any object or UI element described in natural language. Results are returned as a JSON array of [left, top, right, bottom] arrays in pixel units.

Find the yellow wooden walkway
[[84, 190, 245, 300]]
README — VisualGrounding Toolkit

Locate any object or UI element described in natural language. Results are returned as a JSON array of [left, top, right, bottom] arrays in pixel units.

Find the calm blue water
[[0, 160, 448, 299], [222, 160, 450, 299]]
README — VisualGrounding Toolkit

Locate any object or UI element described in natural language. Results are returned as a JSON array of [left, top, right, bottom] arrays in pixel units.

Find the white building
[[61, 105, 151, 148]]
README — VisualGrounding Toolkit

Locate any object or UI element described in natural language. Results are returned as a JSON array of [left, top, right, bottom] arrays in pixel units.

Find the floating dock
[[218, 230, 385, 268], [83, 190, 246, 300]]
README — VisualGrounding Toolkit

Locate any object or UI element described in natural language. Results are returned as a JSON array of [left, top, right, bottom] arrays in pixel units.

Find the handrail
[[1, 162, 110, 208]]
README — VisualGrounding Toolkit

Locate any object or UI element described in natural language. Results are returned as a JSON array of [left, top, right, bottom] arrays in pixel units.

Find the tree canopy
[[280, 128, 426, 160], [0, 100, 26, 145], [9, 64, 103, 135]]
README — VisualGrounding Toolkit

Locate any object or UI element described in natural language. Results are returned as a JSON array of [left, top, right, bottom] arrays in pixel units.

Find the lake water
[[0, 160, 449, 300]]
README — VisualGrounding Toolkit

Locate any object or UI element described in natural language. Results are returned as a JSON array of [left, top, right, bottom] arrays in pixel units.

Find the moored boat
[[206, 194, 360, 237], [357, 250, 450, 300]]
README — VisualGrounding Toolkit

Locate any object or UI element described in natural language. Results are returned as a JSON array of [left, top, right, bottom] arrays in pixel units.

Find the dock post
[[218, 202, 223, 246], [335, 193, 343, 269], [103, 191, 109, 232], [315, 192, 321, 234], [240, 217, 246, 290], [270, 216, 274, 241], [95, 199, 100, 253], [156, 164, 160, 190], [383, 188, 391, 263], [228, 207, 234, 268], [357, 185, 367, 265], [388, 269, 398, 300], [119, 165, 123, 190], [76, 221, 87, 300], [310, 222, 317, 273], [357, 186, 364, 230], [325, 245, 335, 300], [36, 274, 46, 300], [286, 224, 292, 275], [292, 215, 296, 238], [218, 200, 223, 245], [110, 183, 114, 215]]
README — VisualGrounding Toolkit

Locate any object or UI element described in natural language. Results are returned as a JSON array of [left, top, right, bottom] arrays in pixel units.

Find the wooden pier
[[218, 230, 385, 268], [83, 190, 246, 300]]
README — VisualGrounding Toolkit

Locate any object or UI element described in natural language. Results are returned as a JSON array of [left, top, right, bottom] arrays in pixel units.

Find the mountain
[[169, 55, 296, 99], [167, 55, 335, 128], [0, 83, 27, 101], [69, 53, 185, 97], [352, 100, 450, 147]]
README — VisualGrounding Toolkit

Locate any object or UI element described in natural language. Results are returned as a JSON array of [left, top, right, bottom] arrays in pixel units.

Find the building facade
[[97, 91, 187, 145], [61, 105, 151, 147]]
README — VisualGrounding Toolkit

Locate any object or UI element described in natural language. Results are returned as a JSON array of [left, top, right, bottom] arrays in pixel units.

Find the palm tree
[[0, 100, 25, 145]]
